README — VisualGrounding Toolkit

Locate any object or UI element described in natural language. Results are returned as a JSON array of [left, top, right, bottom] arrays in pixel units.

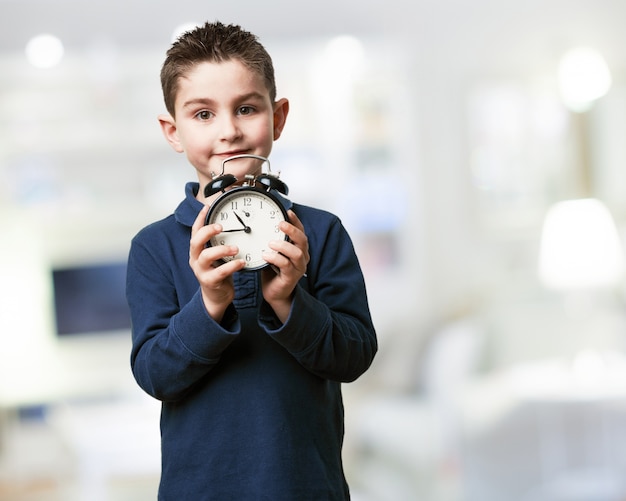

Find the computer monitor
[[51, 261, 131, 337]]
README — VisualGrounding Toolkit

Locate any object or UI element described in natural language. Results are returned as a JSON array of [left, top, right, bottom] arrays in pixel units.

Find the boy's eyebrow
[[181, 98, 215, 111], [181, 92, 267, 109]]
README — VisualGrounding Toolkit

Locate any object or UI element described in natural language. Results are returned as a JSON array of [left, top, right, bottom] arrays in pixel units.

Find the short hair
[[160, 21, 277, 116]]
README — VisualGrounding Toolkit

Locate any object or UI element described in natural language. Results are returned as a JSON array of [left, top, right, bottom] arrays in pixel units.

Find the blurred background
[[2, 0, 626, 500]]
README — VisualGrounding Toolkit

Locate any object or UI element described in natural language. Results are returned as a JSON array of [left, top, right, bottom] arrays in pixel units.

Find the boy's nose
[[219, 115, 242, 141]]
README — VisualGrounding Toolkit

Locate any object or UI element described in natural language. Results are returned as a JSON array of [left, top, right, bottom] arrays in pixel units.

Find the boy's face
[[159, 60, 289, 201]]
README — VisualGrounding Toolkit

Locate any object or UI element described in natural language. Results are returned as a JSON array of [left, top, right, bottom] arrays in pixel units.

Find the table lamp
[[538, 198, 624, 291]]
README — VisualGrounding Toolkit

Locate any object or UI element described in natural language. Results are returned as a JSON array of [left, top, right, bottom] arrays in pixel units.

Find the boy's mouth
[[215, 149, 251, 159]]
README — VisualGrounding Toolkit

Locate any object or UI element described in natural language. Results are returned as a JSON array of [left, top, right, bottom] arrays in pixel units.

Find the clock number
[[243, 197, 252, 207], [274, 224, 280, 233], [245, 253, 252, 262], [219, 212, 228, 221], [230, 201, 238, 210]]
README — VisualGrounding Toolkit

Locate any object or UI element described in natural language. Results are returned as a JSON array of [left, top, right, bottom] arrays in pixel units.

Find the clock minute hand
[[233, 212, 251, 233]]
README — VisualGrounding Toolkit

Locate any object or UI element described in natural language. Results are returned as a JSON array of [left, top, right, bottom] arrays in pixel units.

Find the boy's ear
[[272, 98, 290, 140], [158, 113, 184, 153]]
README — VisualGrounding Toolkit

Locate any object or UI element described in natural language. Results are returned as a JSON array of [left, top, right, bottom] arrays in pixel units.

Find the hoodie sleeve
[[259, 210, 377, 382], [126, 227, 240, 402]]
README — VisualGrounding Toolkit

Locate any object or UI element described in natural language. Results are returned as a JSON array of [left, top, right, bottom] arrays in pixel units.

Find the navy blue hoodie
[[126, 183, 377, 500]]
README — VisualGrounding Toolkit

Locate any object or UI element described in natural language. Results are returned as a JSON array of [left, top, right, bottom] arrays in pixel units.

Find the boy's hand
[[261, 210, 310, 323], [189, 205, 246, 322]]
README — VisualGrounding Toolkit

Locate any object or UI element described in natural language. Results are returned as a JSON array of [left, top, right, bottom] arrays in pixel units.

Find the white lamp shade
[[538, 198, 625, 290], [558, 47, 612, 112]]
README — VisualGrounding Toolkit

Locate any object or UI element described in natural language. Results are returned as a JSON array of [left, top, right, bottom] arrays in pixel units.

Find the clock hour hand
[[232, 212, 251, 233]]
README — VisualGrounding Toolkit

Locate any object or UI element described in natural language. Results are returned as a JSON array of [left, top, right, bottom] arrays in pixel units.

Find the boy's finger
[[287, 210, 304, 231], [192, 205, 210, 234]]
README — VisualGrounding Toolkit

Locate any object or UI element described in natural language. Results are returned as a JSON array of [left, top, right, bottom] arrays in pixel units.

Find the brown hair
[[160, 21, 277, 116]]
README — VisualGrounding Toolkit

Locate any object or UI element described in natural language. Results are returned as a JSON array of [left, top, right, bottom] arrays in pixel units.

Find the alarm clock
[[204, 155, 290, 271]]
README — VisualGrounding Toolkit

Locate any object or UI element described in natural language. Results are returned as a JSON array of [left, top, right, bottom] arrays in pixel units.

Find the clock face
[[205, 188, 288, 270]]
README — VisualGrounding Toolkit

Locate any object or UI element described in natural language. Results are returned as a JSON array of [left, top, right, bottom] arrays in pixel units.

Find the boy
[[126, 21, 377, 500]]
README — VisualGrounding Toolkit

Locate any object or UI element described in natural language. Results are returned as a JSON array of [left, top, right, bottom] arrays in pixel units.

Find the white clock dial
[[206, 188, 288, 270]]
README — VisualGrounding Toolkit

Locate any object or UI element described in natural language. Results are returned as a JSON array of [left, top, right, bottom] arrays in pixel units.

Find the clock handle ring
[[204, 155, 269, 198], [220, 155, 288, 195], [220, 154, 272, 176], [205, 154, 289, 197]]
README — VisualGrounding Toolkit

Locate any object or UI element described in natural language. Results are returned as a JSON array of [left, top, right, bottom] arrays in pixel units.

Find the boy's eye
[[238, 106, 254, 116], [196, 110, 213, 120]]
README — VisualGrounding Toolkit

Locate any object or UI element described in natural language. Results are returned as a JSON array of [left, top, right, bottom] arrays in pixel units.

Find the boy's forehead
[[181, 60, 262, 87], [175, 60, 270, 101]]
